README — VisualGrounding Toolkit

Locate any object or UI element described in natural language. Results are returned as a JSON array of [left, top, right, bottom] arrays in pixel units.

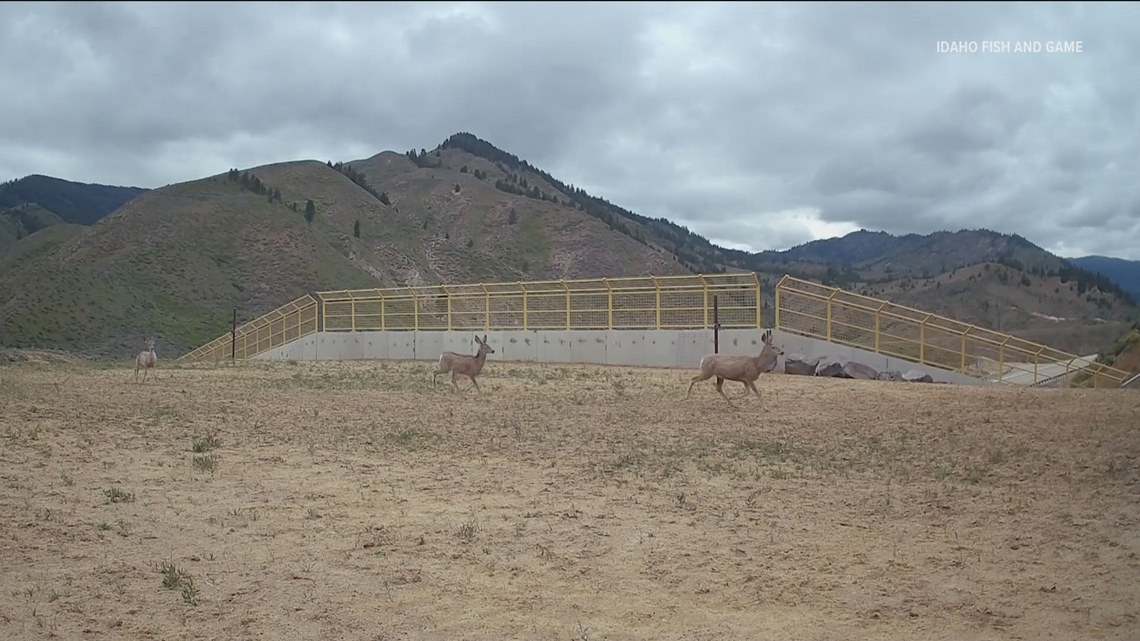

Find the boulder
[[783, 353, 820, 376], [815, 358, 849, 378], [876, 370, 903, 382], [842, 361, 879, 380], [902, 369, 934, 384]]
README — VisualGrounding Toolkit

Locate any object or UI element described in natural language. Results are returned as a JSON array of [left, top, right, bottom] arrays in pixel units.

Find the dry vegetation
[[1, 358, 1138, 640]]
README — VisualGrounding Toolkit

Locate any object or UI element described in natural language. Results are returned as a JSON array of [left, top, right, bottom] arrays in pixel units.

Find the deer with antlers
[[134, 337, 157, 384], [434, 334, 495, 394], [686, 329, 784, 404]]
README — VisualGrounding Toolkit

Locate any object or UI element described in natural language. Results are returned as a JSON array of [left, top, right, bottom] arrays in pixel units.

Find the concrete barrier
[[251, 327, 991, 386]]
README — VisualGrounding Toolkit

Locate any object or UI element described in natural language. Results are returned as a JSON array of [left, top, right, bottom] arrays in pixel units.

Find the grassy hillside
[[0, 155, 691, 358], [0, 204, 67, 253], [0, 172, 385, 357], [343, 149, 688, 281], [0, 222, 85, 274], [1097, 325, 1140, 374]]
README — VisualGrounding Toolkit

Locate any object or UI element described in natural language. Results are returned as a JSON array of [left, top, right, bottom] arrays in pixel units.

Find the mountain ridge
[[1067, 255, 1140, 301]]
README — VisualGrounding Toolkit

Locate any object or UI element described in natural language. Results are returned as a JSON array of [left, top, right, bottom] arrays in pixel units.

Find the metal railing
[[315, 272, 762, 332], [177, 295, 319, 363], [774, 275, 1130, 388]]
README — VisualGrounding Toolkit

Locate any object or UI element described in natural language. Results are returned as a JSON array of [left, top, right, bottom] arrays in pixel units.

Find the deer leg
[[450, 372, 460, 393], [686, 371, 712, 397], [715, 377, 733, 403], [470, 376, 481, 394], [747, 380, 762, 399]]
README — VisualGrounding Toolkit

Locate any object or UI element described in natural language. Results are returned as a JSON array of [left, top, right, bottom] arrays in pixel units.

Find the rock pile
[[782, 353, 936, 383]]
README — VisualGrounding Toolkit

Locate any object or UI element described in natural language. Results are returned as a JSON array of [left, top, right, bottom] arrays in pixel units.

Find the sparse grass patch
[[191, 434, 221, 453], [456, 518, 480, 542], [385, 427, 442, 448], [192, 454, 218, 473], [103, 487, 135, 504], [157, 560, 198, 605], [733, 437, 810, 464], [158, 560, 189, 589]]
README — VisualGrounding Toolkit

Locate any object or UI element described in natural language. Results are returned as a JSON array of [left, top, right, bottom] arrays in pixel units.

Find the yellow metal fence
[[177, 295, 319, 363], [316, 273, 762, 332], [774, 275, 1130, 388]]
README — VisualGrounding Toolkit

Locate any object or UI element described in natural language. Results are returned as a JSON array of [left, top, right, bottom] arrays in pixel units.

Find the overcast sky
[[2, 2, 1138, 259]]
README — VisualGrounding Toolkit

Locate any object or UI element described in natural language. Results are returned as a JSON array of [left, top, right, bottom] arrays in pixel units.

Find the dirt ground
[[1, 358, 1138, 641]]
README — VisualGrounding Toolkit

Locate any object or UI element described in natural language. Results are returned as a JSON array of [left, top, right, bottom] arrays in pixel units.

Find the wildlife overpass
[[177, 273, 1131, 389]]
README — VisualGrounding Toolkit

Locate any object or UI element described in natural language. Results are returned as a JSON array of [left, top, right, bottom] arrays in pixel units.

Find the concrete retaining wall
[[252, 328, 990, 386]]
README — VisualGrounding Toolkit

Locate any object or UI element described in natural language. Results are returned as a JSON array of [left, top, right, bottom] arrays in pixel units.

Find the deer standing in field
[[134, 337, 157, 384], [434, 334, 495, 394], [686, 329, 784, 404]]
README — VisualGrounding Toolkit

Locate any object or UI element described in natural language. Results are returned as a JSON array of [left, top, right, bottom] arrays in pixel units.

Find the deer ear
[[483, 334, 488, 343]]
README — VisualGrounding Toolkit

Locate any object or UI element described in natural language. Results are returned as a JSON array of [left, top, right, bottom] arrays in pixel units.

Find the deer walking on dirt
[[686, 329, 784, 404], [434, 334, 495, 394], [134, 337, 157, 384]]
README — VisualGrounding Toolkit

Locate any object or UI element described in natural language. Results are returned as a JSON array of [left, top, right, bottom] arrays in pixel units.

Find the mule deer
[[434, 334, 495, 394], [134, 337, 157, 384], [686, 329, 784, 404]]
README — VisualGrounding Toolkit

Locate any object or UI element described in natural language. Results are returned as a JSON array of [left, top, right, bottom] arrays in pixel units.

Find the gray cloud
[[2, 1, 1137, 259]]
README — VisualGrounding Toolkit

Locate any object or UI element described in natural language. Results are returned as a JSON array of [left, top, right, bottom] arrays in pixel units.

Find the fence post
[[825, 290, 839, 341], [774, 280, 782, 329], [920, 315, 931, 364], [713, 294, 720, 354], [562, 280, 571, 330], [700, 275, 710, 329], [481, 283, 490, 330], [998, 337, 1008, 382], [604, 279, 614, 330], [874, 302, 886, 353], [231, 308, 237, 360], [652, 276, 661, 329], [751, 272, 762, 329], [960, 326, 973, 373], [442, 285, 452, 331]]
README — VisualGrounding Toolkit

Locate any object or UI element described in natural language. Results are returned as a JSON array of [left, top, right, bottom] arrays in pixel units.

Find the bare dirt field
[[1, 358, 1138, 641]]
